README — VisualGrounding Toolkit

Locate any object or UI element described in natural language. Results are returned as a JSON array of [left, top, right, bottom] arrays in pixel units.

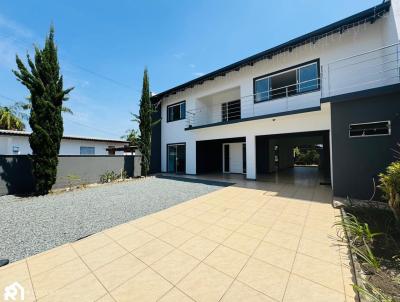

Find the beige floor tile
[[196, 212, 223, 224], [200, 225, 233, 243], [32, 258, 90, 298], [292, 254, 344, 293], [143, 221, 176, 237], [237, 258, 289, 301], [215, 217, 243, 231], [223, 232, 260, 255], [227, 209, 254, 222], [278, 213, 306, 225], [302, 226, 337, 244], [298, 238, 341, 264], [247, 215, 276, 228], [132, 239, 174, 265], [94, 254, 146, 291], [165, 214, 190, 226], [158, 288, 194, 302], [103, 223, 138, 240], [129, 215, 159, 229], [283, 274, 345, 302], [253, 241, 296, 271], [180, 219, 210, 234], [0, 260, 30, 286], [204, 245, 249, 278], [72, 233, 114, 256], [181, 207, 207, 218], [81, 242, 127, 270], [151, 249, 199, 284], [263, 230, 300, 251], [38, 274, 107, 302], [177, 263, 233, 302], [271, 220, 303, 236], [96, 294, 115, 302], [111, 268, 172, 302], [28, 244, 78, 276], [159, 227, 194, 248], [236, 223, 269, 239], [115, 230, 155, 251], [221, 280, 275, 302], [179, 235, 218, 260]]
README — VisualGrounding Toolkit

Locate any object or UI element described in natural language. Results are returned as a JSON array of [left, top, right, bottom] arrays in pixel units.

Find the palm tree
[[0, 103, 26, 130]]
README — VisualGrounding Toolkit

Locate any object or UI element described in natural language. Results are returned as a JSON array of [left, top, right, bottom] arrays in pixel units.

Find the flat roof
[[0, 129, 128, 144], [152, 1, 390, 101]]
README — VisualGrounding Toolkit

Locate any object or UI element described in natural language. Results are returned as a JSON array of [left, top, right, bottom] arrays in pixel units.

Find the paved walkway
[[0, 181, 355, 302]]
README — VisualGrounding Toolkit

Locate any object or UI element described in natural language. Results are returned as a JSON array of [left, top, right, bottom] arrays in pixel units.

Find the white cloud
[[193, 72, 205, 77], [173, 52, 185, 59], [0, 14, 33, 39], [189, 63, 196, 68]]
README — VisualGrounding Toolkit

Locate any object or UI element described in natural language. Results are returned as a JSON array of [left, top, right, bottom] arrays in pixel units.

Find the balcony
[[186, 43, 400, 129]]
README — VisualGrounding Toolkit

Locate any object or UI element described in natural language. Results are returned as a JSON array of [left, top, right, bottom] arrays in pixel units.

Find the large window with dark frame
[[167, 101, 186, 122], [254, 61, 319, 103]]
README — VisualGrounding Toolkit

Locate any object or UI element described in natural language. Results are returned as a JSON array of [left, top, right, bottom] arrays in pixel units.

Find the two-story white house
[[151, 0, 400, 200]]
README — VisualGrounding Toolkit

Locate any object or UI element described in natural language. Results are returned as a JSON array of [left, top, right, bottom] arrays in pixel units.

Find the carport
[[256, 130, 331, 186]]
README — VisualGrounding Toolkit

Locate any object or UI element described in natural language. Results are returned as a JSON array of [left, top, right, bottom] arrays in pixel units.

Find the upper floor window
[[167, 101, 186, 122], [80, 146, 95, 155], [254, 60, 320, 103]]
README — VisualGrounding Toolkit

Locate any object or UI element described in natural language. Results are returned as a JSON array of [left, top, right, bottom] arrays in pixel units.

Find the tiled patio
[[0, 180, 356, 302]]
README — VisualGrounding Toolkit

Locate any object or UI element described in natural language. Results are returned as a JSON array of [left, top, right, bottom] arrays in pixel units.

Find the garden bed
[[341, 204, 400, 301]]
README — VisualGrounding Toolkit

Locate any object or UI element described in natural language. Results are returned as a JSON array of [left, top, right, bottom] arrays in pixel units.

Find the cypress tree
[[135, 68, 152, 176], [13, 26, 73, 195]]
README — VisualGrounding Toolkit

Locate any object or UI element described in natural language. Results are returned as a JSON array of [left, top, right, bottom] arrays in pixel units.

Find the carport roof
[[152, 1, 390, 102]]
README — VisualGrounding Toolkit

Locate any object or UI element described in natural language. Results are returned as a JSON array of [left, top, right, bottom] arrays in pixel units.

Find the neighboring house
[[151, 0, 400, 200], [0, 129, 129, 155]]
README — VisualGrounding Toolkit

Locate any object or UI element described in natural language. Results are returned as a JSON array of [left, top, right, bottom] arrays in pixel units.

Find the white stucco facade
[[0, 131, 127, 155], [157, 2, 400, 180]]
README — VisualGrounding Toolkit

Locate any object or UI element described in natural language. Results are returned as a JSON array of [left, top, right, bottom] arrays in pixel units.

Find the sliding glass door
[[167, 144, 186, 173]]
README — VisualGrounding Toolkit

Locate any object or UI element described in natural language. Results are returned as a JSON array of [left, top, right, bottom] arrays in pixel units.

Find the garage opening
[[256, 131, 331, 186], [196, 137, 246, 175]]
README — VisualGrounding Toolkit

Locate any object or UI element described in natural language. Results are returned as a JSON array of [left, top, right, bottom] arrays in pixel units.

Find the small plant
[[99, 170, 128, 183], [66, 174, 80, 190], [379, 161, 400, 221], [335, 213, 382, 245], [100, 171, 118, 183], [351, 239, 380, 272], [353, 281, 395, 302]]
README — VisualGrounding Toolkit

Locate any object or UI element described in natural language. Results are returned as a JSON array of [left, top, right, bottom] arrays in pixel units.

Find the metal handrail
[[186, 43, 400, 127]]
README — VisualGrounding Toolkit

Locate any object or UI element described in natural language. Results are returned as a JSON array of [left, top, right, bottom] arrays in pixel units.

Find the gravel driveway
[[0, 177, 228, 262]]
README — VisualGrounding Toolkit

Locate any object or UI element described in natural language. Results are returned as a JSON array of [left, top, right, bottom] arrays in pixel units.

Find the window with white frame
[[254, 60, 319, 102], [80, 146, 95, 155], [349, 121, 391, 138]]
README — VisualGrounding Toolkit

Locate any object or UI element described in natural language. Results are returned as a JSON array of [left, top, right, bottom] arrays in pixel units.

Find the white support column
[[246, 135, 256, 180], [186, 138, 196, 175]]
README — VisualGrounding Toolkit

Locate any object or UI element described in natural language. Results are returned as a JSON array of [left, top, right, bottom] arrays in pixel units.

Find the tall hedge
[[13, 26, 73, 195]]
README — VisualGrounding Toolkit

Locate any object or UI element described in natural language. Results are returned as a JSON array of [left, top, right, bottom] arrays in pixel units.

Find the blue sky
[[0, 0, 379, 139]]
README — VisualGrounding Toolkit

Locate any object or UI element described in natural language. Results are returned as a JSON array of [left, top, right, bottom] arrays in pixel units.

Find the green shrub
[[379, 161, 400, 221], [99, 169, 128, 184]]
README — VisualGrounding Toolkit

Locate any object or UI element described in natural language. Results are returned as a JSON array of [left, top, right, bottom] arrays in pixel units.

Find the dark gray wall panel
[[0, 155, 141, 196], [150, 106, 162, 173], [331, 95, 400, 200]]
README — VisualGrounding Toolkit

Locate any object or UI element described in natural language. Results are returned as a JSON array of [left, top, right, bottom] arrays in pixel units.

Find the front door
[[167, 144, 186, 173]]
